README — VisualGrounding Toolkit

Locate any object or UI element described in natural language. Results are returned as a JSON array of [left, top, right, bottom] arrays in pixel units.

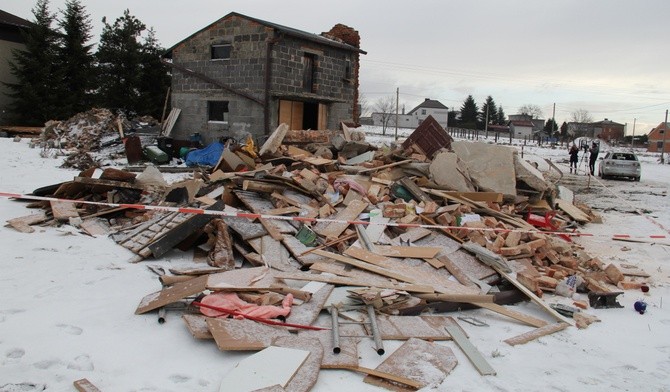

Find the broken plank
[[555, 198, 590, 223], [6, 211, 48, 233], [182, 314, 213, 339], [273, 336, 323, 392], [312, 249, 419, 284], [259, 123, 290, 156], [135, 275, 208, 315], [333, 365, 422, 390], [373, 245, 442, 259], [504, 322, 569, 346], [274, 272, 435, 293], [284, 283, 334, 328], [472, 302, 548, 328], [445, 322, 496, 376]]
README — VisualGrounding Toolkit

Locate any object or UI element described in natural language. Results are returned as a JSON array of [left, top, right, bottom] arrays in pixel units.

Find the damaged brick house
[[163, 12, 366, 144]]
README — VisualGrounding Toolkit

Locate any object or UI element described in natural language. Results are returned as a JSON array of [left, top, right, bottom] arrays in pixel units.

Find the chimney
[[425, 98, 430, 101]]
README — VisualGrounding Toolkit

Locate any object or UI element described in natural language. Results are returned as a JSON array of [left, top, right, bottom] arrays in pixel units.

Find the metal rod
[[366, 305, 385, 355], [157, 307, 166, 324], [330, 307, 341, 354]]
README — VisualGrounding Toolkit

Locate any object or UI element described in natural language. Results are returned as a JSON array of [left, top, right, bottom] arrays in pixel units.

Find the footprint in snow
[[56, 324, 83, 335], [67, 354, 94, 371], [33, 358, 64, 369], [6, 348, 25, 359], [659, 319, 670, 326], [0, 383, 46, 392], [169, 374, 191, 384]]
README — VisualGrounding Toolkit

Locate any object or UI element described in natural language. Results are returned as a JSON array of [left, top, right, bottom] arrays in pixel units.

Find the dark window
[[211, 44, 231, 60], [421, 109, 426, 115], [658, 141, 664, 149], [303, 53, 316, 93], [345, 60, 352, 80], [208, 101, 229, 122]]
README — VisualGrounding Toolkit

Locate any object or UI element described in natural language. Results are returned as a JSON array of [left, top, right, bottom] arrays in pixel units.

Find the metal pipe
[[157, 307, 166, 324], [366, 305, 384, 355], [330, 307, 341, 354]]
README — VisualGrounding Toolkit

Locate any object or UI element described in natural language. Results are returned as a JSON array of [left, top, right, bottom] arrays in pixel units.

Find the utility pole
[[395, 87, 399, 141], [484, 104, 489, 139], [662, 110, 669, 164], [632, 118, 636, 149], [551, 103, 556, 144]]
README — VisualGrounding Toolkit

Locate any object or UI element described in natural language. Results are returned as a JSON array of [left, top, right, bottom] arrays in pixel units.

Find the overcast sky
[[5, 0, 670, 134]]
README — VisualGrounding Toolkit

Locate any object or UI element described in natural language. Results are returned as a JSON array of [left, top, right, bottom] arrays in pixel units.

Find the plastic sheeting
[[185, 142, 224, 167]]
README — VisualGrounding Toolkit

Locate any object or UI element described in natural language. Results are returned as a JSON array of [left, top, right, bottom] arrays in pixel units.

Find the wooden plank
[[207, 318, 291, 351], [494, 266, 575, 325], [218, 346, 309, 392], [80, 218, 112, 236], [312, 250, 419, 284], [374, 245, 442, 259], [50, 200, 79, 221], [416, 293, 494, 303], [162, 108, 181, 137], [135, 275, 208, 315], [333, 365, 422, 389], [274, 272, 435, 293], [445, 322, 497, 376], [313, 199, 367, 240], [437, 254, 477, 287], [504, 322, 570, 346], [73, 378, 102, 392], [284, 283, 334, 328], [371, 315, 459, 340], [259, 123, 289, 156], [343, 246, 390, 266], [6, 211, 48, 233], [472, 302, 548, 328]]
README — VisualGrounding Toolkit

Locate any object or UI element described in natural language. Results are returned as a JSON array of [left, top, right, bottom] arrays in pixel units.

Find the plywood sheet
[[273, 336, 323, 392], [207, 267, 277, 290], [207, 318, 291, 351], [182, 314, 213, 339], [218, 345, 309, 391], [555, 198, 591, 223], [50, 200, 79, 221], [370, 315, 460, 340]]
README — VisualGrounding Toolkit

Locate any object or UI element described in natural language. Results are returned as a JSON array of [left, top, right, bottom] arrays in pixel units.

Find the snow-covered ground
[[1, 132, 669, 392]]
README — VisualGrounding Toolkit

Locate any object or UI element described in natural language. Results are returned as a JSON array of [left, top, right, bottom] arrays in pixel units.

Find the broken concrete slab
[[514, 153, 550, 193], [429, 150, 476, 192], [451, 141, 517, 197]]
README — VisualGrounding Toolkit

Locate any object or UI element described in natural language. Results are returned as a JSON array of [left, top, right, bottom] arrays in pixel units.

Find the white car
[[598, 152, 641, 181]]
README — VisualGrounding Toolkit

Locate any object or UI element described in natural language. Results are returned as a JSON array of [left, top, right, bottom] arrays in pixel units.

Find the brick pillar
[[323, 24, 362, 125]]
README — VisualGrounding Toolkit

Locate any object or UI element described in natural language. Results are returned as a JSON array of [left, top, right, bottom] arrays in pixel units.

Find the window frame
[[211, 43, 232, 61], [208, 100, 229, 123]]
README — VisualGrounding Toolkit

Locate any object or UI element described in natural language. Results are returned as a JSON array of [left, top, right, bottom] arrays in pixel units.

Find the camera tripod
[[577, 149, 591, 175]]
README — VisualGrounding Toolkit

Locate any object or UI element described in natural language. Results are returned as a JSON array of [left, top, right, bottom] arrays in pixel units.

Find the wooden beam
[[504, 322, 569, 346], [273, 272, 434, 293], [472, 302, 548, 328], [333, 365, 423, 389]]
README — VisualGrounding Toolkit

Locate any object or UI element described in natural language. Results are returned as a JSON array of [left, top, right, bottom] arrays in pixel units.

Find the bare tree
[[570, 109, 593, 138], [358, 93, 371, 118], [373, 95, 396, 135], [518, 104, 543, 119]]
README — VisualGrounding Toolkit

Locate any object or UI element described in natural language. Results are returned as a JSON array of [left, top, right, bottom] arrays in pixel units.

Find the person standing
[[588, 141, 599, 175], [569, 143, 579, 174]]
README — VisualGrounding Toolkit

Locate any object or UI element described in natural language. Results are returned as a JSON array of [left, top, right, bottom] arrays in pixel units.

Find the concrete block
[[451, 141, 517, 197]]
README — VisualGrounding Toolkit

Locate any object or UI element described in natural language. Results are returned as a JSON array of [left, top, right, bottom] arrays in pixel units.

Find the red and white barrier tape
[[0, 191, 667, 241]]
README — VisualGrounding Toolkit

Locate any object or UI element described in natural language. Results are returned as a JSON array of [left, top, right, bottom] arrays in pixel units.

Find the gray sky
[[5, 0, 670, 134]]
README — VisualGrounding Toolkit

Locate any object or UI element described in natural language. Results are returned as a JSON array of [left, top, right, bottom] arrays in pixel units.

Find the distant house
[[591, 119, 624, 143], [0, 10, 33, 125], [509, 120, 534, 139], [371, 98, 449, 129], [647, 122, 670, 153], [163, 12, 366, 143], [568, 119, 624, 142]]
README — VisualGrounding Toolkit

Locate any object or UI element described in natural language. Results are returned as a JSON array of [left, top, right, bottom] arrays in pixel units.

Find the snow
[[1, 134, 670, 392]]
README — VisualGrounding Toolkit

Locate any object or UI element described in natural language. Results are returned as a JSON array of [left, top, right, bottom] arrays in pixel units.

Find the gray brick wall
[[170, 14, 357, 142]]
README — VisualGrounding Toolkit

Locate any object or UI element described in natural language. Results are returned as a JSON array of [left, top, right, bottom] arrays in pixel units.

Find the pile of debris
[[6, 116, 650, 390]]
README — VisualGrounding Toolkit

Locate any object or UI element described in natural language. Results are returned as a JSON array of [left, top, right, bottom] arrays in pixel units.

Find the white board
[[219, 346, 310, 392]]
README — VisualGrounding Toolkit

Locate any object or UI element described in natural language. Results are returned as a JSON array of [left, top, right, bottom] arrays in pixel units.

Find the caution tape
[[0, 191, 667, 241]]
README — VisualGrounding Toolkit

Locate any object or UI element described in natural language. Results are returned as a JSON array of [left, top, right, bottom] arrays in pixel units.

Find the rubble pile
[[6, 116, 650, 390]]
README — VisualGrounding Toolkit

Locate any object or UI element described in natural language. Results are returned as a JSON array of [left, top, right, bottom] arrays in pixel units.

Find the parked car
[[598, 152, 641, 181]]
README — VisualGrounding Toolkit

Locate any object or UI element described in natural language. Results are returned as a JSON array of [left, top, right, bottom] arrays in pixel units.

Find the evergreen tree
[[496, 106, 506, 125], [480, 96, 498, 128], [5, 0, 60, 124], [544, 118, 558, 137], [460, 95, 478, 128], [560, 121, 569, 141], [137, 27, 170, 118], [57, 0, 95, 117], [96, 9, 146, 114]]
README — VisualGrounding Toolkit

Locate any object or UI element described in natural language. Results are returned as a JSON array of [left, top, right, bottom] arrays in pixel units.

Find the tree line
[[5, 0, 170, 125]]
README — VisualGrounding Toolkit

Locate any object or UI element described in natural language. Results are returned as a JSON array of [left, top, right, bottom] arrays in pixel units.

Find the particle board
[[206, 267, 278, 290], [6, 211, 48, 233], [284, 283, 334, 328], [364, 337, 458, 391], [182, 314, 213, 339], [218, 345, 309, 392], [273, 336, 324, 392], [207, 317, 291, 351], [50, 200, 79, 221], [555, 198, 591, 223]]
